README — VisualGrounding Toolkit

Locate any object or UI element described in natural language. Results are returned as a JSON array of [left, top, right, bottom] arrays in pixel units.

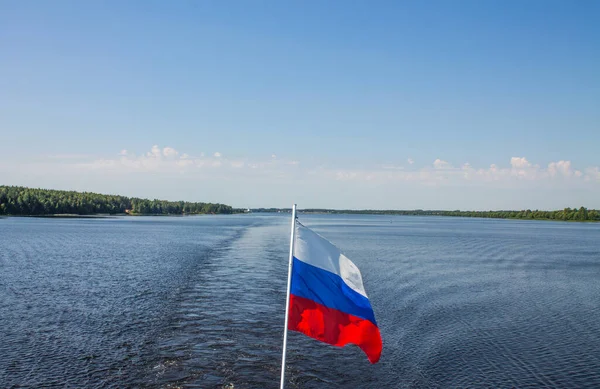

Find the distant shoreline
[[252, 208, 600, 222], [2, 186, 598, 222], [1, 213, 225, 218], [2, 212, 599, 223], [0, 186, 239, 217]]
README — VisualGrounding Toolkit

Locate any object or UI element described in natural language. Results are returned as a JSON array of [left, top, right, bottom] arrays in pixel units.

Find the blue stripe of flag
[[290, 257, 377, 325]]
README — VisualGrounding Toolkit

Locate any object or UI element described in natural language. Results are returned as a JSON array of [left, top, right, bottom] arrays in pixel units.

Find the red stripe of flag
[[288, 294, 382, 363]]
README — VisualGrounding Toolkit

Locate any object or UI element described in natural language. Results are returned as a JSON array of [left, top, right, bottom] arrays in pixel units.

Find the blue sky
[[1, 1, 599, 209]]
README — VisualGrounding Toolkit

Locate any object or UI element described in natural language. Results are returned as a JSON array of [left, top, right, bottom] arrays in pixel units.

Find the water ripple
[[1, 215, 599, 388]]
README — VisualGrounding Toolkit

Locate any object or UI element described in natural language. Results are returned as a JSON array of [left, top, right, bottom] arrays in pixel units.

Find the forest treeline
[[2, 185, 597, 221], [264, 208, 600, 221], [0, 186, 235, 215], [425, 208, 599, 221]]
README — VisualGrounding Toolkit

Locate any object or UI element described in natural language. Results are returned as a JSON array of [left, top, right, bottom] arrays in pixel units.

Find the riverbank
[[0, 185, 239, 216], [255, 207, 600, 222], [0, 213, 236, 218]]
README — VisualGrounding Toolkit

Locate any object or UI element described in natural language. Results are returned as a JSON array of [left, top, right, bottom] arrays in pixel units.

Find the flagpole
[[280, 203, 297, 389]]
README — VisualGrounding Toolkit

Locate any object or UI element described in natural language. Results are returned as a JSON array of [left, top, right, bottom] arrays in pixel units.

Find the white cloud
[[508, 157, 541, 179], [547, 160, 572, 177], [74, 146, 305, 175], [586, 167, 600, 181], [119, 149, 128, 156], [148, 145, 161, 158], [71, 150, 600, 189], [6, 149, 600, 209], [336, 171, 358, 181], [176, 159, 194, 167], [163, 147, 179, 158], [317, 157, 600, 187], [462, 163, 473, 179], [23, 148, 600, 201], [381, 164, 404, 170], [433, 159, 450, 169], [408, 158, 414, 165], [510, 157, 531, 169], [46, 154, 91, 160]]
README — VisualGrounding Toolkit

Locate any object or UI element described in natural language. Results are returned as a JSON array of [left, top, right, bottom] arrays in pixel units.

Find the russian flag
[[288, 222, 382, 363]]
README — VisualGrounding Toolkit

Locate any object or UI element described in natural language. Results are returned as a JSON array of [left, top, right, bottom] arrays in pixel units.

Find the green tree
[[0, 186, 235, 216]]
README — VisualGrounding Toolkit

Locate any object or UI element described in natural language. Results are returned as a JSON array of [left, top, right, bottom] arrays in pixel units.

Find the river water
[[1, 214, 599, 388]]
